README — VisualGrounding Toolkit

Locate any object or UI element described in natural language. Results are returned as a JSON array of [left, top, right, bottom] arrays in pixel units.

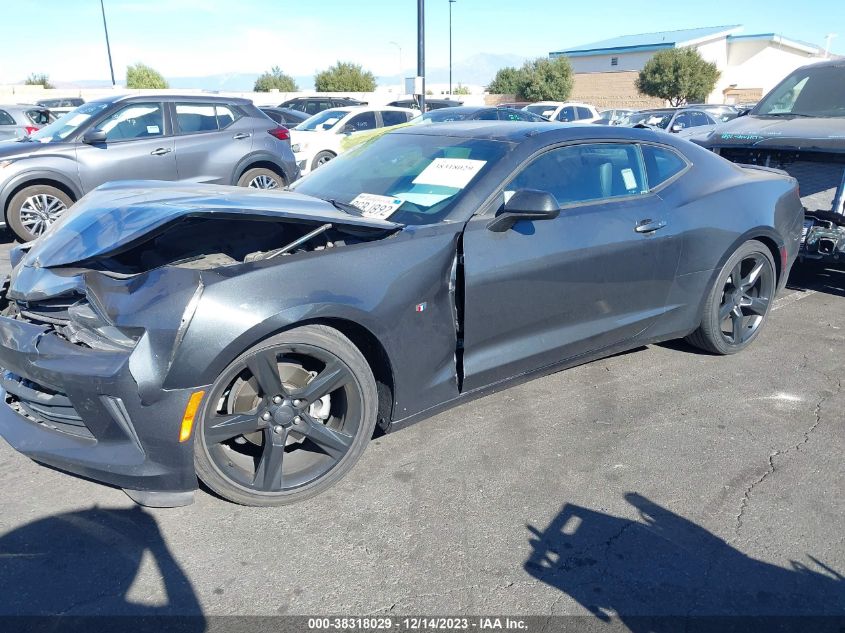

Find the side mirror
[[82, 129, 107, 144], [487, 189, 560, 232], [341, 124, 356, 134], [671, 123, 684, 132]]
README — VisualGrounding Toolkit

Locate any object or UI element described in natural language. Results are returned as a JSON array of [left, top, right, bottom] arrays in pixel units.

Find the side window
[[345, 112, 376, 131], [557, 106, 576, 122], [381, 110, 410, 127], [175, 103, 218, 133], [506, 143, 647, 206], [215, 104, 238, 129], [0, 110, 14, 125], [95, 103, 164, 141], [290, 101, 307, 112], [27, 110, 51, 125], [673, 112, 692, 130], [640, 144, 688, 189], [690, 111, 713, 126], [576, 106, 593, 119]]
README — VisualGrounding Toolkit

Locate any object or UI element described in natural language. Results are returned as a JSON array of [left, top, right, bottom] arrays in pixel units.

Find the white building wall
[[713, 40, 826, 102], [565, 50, 660, 74]]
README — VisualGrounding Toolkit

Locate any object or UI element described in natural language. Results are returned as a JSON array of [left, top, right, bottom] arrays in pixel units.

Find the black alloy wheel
[[194, 325, 377, 506], [686, 240, 776, 355]]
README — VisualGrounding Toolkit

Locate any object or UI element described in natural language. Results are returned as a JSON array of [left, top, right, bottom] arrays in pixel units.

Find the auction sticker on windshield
[[350, 193, 404, 219], [413, 158, 487, 189]]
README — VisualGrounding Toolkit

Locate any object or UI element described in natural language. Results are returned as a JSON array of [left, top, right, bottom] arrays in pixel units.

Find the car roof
[[391, 120, 671, 143], [88, 94, 253, 106]]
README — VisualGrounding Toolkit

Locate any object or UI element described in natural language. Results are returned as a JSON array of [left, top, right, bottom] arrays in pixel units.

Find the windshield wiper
[[762, 112, 814, 117], [325, 198, 363, 216]]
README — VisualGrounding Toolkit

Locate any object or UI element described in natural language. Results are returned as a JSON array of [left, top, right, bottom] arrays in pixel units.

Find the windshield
[[294, 109, 348, 131], [628, 111, 673, 129], [755, 65, 845, 117], [412, 109, 473, 124], [290, 132, 509, 225], [525, 105, 555, 116], [28, 102, 110, 143]]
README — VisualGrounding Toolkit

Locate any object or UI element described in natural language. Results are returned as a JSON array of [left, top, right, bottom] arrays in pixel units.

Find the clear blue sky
[[2, 0, 843, 83]]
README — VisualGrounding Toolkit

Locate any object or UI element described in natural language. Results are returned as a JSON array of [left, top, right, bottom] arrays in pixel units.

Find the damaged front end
[[0, 181, 401, 506]]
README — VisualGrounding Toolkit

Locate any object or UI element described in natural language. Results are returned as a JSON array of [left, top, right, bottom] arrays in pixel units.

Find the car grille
[[718, 149, 845, 213], [1, 370, 92, 438]]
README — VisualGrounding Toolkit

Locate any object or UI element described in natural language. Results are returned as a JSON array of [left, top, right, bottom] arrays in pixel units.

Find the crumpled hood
[[696, 115, 845, 151], [18, 180, 401, 269]]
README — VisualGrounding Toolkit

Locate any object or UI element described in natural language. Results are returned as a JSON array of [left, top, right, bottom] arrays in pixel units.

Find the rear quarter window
[[641, 145, 688, 189], [0, 110, 15, 125]]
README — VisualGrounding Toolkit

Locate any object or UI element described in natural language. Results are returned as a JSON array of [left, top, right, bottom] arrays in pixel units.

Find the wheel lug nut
[[293, 399, 304, 407], [272, 395, 283, 404], [293, 416, 302, 425], [273, 425, 284, 434], [262, 411, 271, 421]]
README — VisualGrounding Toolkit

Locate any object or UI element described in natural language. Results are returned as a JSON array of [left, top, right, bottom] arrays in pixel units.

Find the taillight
[[268, 127, 290, 141], [24, 126, 38, 135]]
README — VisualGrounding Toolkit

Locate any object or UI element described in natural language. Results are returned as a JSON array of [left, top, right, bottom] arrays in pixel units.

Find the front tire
[[311, 151, 335, 171], [7, 184, 72, 242], [237, 167, 285, 190], [194, 325, 378, 506], [686, 239, 776, 355]]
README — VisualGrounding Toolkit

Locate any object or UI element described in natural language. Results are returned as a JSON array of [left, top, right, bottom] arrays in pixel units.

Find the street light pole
[[449, 0, 456, 96], [417, 0, 425, 112], [100, 0, 116, 86]]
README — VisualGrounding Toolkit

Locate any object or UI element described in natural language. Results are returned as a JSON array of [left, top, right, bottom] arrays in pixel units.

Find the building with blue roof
[[550, 26, 829, 108]]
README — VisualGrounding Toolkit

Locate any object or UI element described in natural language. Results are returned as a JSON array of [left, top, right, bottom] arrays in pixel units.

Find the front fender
[[1, 168, 83, 215]]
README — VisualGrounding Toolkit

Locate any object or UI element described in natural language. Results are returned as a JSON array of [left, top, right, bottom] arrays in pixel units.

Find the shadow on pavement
[[0, 506, 204, 631], [525, 493, 845, 632], [787, 261, 845, 297]]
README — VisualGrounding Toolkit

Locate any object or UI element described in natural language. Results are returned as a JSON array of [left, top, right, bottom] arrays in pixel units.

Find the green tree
[[314, 61, 376, 92], [254, 66, 298, 92], [487, 66, 523, 94], [126, 63, 169, 89], [514, 57, 573, 102], [24, 73, 54, 89], [636, 48, 720, 106], [453, 83, 471, 96]]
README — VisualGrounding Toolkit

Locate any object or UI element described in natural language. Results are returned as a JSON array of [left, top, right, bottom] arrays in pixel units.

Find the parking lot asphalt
[[0, 233, 842, 621]]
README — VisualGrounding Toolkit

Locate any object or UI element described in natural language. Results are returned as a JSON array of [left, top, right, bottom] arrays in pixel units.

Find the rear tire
[[237, 167, 285, 190], [7, 184, 73, 242], [686, 239, 776, 355], [194, 325, 378, 506]]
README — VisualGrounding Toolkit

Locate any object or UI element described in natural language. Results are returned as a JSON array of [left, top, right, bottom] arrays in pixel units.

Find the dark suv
[[277, 96, 367, 116], [0, 94, 298, 241], [695, 59, 845, 262]]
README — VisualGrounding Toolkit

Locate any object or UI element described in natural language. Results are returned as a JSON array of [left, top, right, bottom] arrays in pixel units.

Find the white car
[[290, 106, 416, 174], [522, 101, 600, 123]]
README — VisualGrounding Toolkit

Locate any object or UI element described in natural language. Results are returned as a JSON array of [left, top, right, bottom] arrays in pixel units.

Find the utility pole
[[449, 0, 456, 96], [417, 0, 425, 112], [824, 33, 838, 58], [100, 0, 116, 86]]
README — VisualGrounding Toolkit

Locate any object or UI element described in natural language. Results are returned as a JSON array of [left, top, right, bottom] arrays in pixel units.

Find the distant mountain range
[[51, 52, 529, 92]]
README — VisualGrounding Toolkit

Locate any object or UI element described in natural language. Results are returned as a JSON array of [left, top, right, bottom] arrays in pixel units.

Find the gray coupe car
[[0, 94, 298, 241], [0, 123, 802, 507]]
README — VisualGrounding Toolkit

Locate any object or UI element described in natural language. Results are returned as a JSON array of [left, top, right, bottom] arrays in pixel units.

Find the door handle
[[233, 133, 251, 140], [635, 219, 667, 234], [150, 147, 172, 156]]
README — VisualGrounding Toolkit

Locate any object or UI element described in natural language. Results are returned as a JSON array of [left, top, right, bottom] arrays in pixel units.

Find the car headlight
[[292, 142, 307, 153]]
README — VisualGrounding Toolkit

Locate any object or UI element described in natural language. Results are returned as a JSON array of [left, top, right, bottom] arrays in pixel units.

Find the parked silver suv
[[0, 94, 298, 241]]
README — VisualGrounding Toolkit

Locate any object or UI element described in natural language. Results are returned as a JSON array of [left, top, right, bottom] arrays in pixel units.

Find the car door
[[460, 141, 682, 390], [75, 101, 176, 193], [172, 102, 252, 184]]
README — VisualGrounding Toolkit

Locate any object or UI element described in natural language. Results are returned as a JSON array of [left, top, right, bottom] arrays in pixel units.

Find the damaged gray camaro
[[0, 123, 803, 506]]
